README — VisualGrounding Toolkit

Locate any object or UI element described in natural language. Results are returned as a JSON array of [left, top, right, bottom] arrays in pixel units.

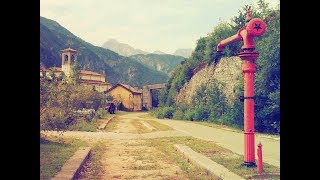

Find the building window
[[64, 55, 68, 64], [71, 55, 75, 63]]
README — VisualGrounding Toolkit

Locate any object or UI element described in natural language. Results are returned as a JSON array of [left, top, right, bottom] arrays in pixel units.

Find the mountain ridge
[[102, 39, 149, 56]]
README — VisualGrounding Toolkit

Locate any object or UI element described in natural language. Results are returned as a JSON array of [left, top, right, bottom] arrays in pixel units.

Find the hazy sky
[[40, 0, 279, 54]]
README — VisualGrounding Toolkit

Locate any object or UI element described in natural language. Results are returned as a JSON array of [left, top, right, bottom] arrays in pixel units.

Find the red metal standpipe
[[257, 143, 263, 173], [216, 8, 266, 167]]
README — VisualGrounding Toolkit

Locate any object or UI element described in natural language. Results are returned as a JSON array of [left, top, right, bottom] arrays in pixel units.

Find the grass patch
[[131, 119, 151, 133], [40, 136, 87, 179], [77, 140, 108, 179], [209, 155, 279, 178], [146, 120, 174, 131], [67, 120, 97, 132], [146, 136, 280, 179]]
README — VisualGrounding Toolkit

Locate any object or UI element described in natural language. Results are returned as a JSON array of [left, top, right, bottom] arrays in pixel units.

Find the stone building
[[104, 84, 143, 111], [40, 48, 112, 92]]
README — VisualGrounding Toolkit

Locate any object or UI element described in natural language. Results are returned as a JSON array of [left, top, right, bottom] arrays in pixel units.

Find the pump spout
[[216, 17, 266, 52], [217, 31, 242, 52]]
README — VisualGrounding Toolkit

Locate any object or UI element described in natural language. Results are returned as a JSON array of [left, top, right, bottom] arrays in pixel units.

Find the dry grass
[[145, 120, 174, 131], [131, 119, 151, 133], [40, 135, 87, 179]]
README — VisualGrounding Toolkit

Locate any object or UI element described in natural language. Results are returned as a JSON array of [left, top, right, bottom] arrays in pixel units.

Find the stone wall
[[176, 56, 242, 106]]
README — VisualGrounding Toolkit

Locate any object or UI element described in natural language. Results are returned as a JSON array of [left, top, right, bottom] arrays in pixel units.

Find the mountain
[[102, 39, 149, 56], [40, 16, 168, 87], [129, 54, 185, 75], [152, 50, 167, 55], [173, 48, 193, 58]]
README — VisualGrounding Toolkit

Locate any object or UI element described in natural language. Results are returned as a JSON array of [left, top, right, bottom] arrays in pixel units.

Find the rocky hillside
[[102, 39, 149, 56], [40, 16, 168, 87], [176, 56, 242, 105]]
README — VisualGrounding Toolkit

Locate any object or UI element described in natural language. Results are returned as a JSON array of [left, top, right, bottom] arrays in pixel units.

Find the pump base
[[241, 161, 257, 167]]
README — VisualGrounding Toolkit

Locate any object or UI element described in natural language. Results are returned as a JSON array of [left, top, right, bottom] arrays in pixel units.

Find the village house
[[104, 84, 143, 111], [40, 48, 112, 92]]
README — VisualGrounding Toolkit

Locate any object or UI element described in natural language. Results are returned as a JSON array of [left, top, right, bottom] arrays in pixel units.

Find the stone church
[[40, 48, 112, 92]]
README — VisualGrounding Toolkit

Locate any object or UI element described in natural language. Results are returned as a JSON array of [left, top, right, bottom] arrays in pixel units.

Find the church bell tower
[[61, 48, 77, 77]]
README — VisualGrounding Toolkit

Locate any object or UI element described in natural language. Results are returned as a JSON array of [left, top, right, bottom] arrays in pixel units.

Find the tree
[[40, 79, 104, 131], [71, 58, 81, 84], [254, 7, 280, 133]]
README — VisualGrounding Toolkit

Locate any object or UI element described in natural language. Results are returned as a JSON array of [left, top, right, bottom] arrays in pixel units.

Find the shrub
[[95, 108, 108, 119], [67, 120, 97, 132], [151, 107, 175, 119], [161, 107, 175, 118], [173, 109, 184, 120], [193, 106, 209, 121], [74, 108, 96, 122], [185, 110, 196, 121]]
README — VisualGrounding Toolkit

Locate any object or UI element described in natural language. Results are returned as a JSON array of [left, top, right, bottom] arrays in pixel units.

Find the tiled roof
[[43, 67, 62, 72], [80, 79, 111, 85], [119, 84, 142, 93], [80, 70, 103, 76]]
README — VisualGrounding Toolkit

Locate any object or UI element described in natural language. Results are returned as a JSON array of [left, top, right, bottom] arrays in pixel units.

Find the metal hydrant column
[[242, 59, 256, 165]]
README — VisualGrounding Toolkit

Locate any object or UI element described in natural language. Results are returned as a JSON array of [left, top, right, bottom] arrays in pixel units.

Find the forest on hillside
[[152, 0, 280, 134]]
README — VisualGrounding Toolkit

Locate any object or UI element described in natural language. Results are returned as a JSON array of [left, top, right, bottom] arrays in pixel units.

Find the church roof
[[61, 47, 77, 52]]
